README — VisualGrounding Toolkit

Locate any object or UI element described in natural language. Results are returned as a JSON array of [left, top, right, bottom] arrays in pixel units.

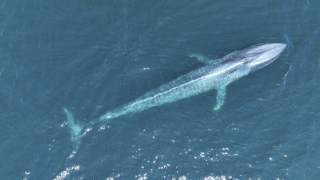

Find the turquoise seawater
[[1, 0, 320, 179]]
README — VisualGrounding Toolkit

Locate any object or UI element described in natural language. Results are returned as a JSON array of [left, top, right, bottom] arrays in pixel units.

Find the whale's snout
[[246, 43, 286, 69]]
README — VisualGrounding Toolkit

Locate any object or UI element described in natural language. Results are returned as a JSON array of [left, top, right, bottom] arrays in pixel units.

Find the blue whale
[[64, 43, 286, 150]]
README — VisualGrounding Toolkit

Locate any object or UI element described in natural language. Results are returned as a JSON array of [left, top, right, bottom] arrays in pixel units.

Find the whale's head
[[242, 43, 286, 71]]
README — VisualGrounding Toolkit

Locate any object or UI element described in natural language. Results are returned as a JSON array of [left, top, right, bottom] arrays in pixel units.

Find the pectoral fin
[[189, 53, 222, 65], [189, 51, 239, 65], [213, 87, 226, 111]]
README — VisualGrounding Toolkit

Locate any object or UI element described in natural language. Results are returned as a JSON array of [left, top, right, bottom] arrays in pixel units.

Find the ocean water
[[1, 0, 320, 179]]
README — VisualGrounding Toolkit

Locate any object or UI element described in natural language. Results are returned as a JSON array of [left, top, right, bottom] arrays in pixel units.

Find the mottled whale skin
[[64, 43, 286, 150], [99, 43, 286, 120]]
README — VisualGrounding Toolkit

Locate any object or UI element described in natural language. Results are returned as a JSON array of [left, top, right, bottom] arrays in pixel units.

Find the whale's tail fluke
[[63, 108, 83, 150]]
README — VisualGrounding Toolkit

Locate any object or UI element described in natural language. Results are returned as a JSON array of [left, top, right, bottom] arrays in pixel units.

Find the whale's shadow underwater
[[64, 43, 287, 150]]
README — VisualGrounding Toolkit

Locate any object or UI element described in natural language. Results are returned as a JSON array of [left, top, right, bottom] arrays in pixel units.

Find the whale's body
[[100, 58, 241, 120], [64, 43, 286, 150]]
